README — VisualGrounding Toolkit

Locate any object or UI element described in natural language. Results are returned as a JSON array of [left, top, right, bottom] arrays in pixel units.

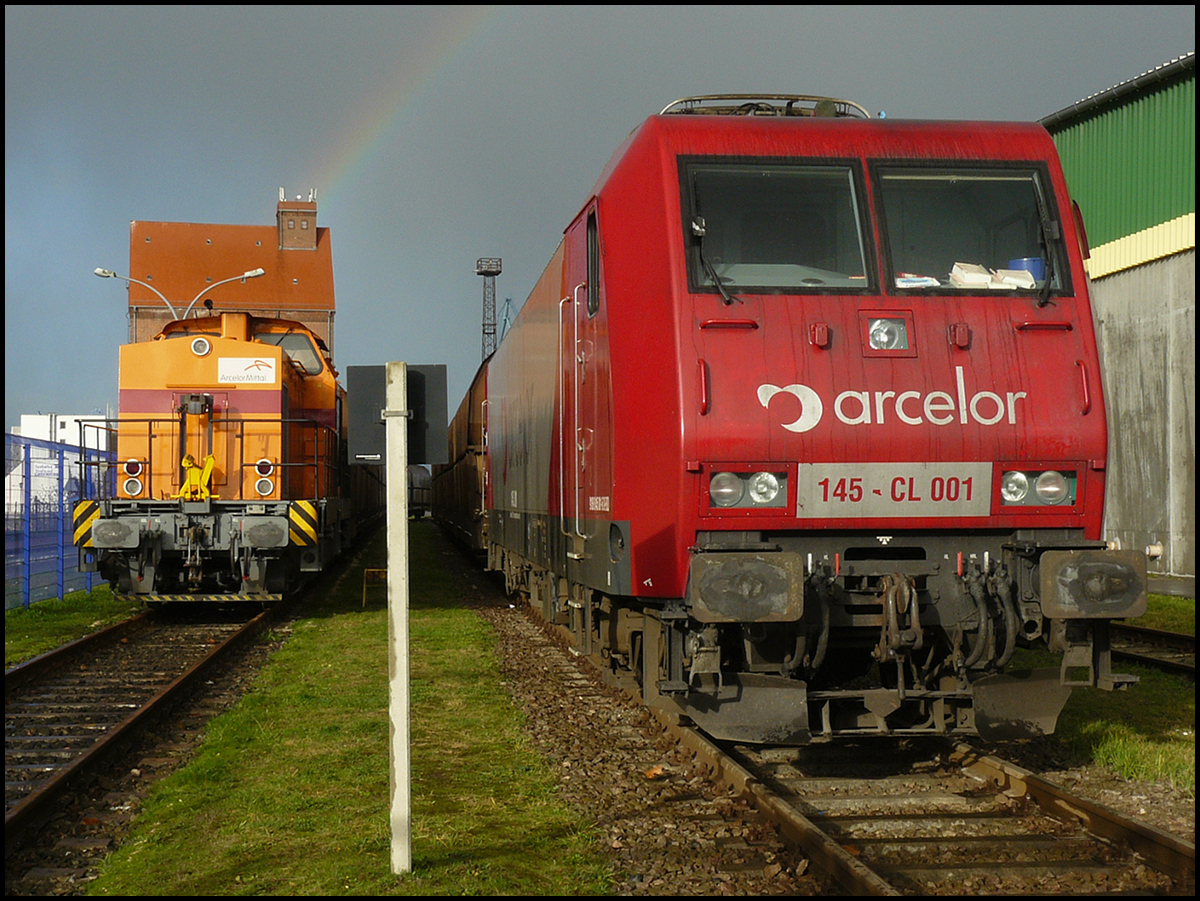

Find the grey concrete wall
[[1090, 249, 1195, 577]]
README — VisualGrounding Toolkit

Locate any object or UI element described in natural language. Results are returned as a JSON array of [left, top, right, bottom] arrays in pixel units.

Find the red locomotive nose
[[429, 96, 1137, 746]]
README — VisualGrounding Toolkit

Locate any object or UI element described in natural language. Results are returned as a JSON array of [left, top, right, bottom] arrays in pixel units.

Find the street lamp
[[93, 268, 179, 319], [93, 267, 265, 321], [181, 268, 265, 320]]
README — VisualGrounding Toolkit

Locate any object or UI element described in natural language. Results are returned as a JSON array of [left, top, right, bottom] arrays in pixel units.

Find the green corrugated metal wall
[[1049, 73, 1194, 247]]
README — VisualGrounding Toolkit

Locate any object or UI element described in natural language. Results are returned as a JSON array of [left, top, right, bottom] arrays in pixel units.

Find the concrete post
[[386, 361, 411, 874]]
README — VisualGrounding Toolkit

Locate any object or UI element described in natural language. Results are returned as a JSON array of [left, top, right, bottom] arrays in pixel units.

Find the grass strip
[[1137, 593, 1195, 634], [4, 586, 141, 668], [86, 523, 611, 895], [1057, 657, 1195, 795], [1006, 644, 1195, 795], [8, 540, 1192, 885]]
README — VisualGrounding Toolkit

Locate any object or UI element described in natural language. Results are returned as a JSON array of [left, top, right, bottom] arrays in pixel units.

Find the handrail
[[75, 414, 340, 502], [699, 318, 759, 329], [557, 297, 571, 538], [571, 282, 586, 541], [1015, 320, 1073, 331], [1076, 360, 1092, 415]]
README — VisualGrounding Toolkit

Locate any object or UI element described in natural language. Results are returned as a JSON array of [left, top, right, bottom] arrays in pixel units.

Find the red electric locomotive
[[435, 94, 1147, 743]]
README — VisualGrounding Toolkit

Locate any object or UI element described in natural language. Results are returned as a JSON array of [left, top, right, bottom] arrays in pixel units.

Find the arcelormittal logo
[[757, 384, 824, 432], [759, 367, 1027, 433]]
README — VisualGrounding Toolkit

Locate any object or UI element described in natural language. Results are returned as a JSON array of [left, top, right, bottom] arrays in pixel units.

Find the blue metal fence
[[4, 434, 113, 610]]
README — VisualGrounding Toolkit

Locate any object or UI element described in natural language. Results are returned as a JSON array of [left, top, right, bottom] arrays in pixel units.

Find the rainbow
[[312, 7, 495, 204]]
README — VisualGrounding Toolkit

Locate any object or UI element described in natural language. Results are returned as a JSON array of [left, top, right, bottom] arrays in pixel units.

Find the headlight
[[709, 470, 787, 509], [123, 477, 143, 497], [255, 477, 275, 497], [868, 318, 908, 350], [1035, 471, 1069, 505], [1001, 469, 1076, 506], [1000, 471, 1029, 503], [747, 471, 781, 504], [709, 471, 744, 507]]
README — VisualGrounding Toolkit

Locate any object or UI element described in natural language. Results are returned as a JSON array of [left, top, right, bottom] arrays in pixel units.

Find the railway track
[[701, 738, 1194, 895], [491, 602, 819, 891], [514, 602, 1195, 895], [4, 607, 271, 856], [1111, 623, 1195, 677]]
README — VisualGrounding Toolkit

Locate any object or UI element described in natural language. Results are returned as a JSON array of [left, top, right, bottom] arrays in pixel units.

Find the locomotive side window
[[586, 209, 600, 316], [875, 165, 1069, 294], [253, 331, 323, 375], [681, 160, 871, 294]]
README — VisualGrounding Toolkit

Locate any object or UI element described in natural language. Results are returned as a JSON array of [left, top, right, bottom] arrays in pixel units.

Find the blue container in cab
[[1008, 257, 1046, 281]]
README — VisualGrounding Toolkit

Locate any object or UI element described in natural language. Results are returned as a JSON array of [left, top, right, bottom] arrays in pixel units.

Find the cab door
[[560, 203, 612, 574]]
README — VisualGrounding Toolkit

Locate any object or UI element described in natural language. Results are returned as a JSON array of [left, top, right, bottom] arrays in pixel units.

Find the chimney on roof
[[277, 187, 318, 251]]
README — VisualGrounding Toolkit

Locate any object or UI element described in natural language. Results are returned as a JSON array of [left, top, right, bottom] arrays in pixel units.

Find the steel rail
[[1112, 622, 1195, 652], [665, 716, 901, 895], [4, 611, 151, 688], [637, 689, 1194, 893], [5, 609, 272, 856], [1110, 623, 1195, 677], [526, 603, 895, 893], [950, 742, 1195, 884], [1111, 648, 1195, 676]]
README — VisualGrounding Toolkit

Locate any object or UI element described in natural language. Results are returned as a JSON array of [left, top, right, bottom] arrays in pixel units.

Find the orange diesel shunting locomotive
[[76, 192, 376, 601], [113, 311, 343, 505]]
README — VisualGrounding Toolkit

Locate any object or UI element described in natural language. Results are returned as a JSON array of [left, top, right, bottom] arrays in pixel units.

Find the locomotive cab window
[[875, 164, 1069, 295], [586, 209, 600, 317], [253, 330, 323, 375], [163, 329, 220, 338], [681, 159, 871, 294]]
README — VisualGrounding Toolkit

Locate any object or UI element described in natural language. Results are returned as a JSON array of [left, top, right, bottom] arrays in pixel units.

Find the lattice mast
[[476, 257, 502, 360]]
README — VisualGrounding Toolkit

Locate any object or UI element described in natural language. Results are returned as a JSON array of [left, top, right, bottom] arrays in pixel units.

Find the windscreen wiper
[[1032, 191, 1059, 308], [692, 217, 741, 305]]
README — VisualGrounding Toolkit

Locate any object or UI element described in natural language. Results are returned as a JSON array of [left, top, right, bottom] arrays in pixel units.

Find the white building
[[14, 413, 110, 451]]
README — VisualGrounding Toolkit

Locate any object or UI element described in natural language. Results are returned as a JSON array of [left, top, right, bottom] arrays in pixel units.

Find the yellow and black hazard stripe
[[73, 500, 101, 547], [289, 500, 320, 546], [114, 594, 284, 603]]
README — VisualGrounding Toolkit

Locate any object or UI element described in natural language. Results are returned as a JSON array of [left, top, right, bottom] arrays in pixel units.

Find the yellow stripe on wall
[[1086, 212, 1195, 279]]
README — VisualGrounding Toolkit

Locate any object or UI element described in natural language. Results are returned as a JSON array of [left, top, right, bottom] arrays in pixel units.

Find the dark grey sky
[[5, 5, 1196, 430]]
